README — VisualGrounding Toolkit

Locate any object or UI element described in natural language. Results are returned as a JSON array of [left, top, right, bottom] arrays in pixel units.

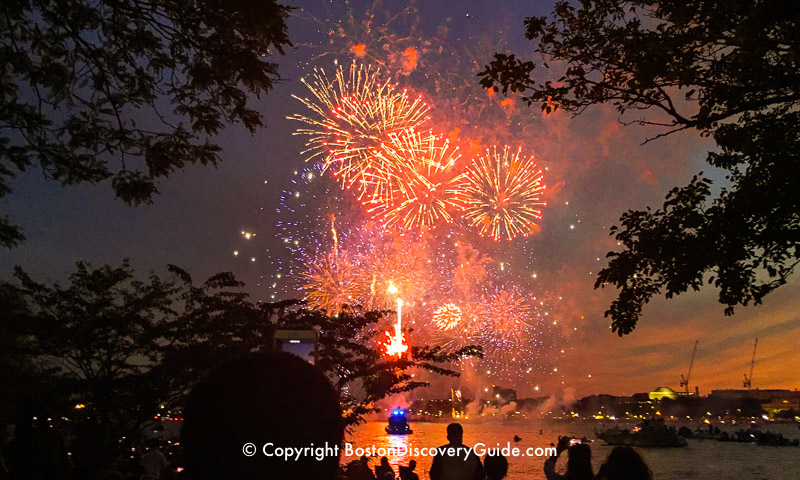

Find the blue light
[[393, 410, 399, 415]]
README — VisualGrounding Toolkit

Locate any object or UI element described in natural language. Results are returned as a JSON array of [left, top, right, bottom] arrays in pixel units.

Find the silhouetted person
[[484, 452, 508, 480], [375, 457, 394, 479], [596, 446, 651, 480], [399, 459, 419, 480], [544, 437, 594, 480], [5, 415, 70, 480], [429, 423, 483, 480], [141, 442, 168, 479], [71, 416, 116, 480], [180, 352, 344, 480], [347, 456, 376, 480]]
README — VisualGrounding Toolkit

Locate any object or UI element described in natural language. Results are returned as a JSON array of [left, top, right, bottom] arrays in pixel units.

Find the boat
[[678, 424, 722, 440], [595, 419, 687, 447], [717, 426, 762, 443], [386, 408, 413, 435], [691, 428, 722, 440], [717, 427, 800, 446], [755, 432, 800, 447]]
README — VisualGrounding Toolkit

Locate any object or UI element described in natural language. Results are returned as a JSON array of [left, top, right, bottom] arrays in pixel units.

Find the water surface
[[344, 420, 800, 479]]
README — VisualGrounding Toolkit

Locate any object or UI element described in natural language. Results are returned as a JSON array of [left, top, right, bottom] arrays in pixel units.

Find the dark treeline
[[0, 260, 479, 479]]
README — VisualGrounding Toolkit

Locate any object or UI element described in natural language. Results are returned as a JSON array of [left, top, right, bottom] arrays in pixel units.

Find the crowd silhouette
[[180, 355, 654, 480]]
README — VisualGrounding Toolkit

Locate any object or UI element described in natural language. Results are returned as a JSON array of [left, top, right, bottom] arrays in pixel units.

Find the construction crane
[[743, 337, 758, 389], [680, 340, 699, 394]]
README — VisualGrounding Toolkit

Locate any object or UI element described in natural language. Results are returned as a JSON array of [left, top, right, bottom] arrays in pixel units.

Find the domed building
[[649, 386, 678, 401]]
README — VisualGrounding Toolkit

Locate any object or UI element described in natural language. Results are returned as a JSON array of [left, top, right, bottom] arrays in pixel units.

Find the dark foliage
[[0, 0, 292, 246], [7, 261, 179, 439], [156, 267, 482, 430], [0, 261, 480, 474], [478, 0, 800, 334]]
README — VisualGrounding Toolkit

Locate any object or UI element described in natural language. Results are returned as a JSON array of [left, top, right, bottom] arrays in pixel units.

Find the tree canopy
[[0, 0, 292, 247], [0, 260, 479, 475], [478, 0, 800, 335]]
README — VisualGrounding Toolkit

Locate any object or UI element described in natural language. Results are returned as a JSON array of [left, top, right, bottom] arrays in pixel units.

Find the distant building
[[710, 389, 800, 412], [648, 386, 678, 401]]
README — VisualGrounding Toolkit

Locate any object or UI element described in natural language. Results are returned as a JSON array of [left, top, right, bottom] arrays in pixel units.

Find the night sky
[[2, 0, 798, 398]]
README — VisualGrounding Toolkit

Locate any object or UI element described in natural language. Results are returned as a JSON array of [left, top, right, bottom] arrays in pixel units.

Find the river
[[343, 420, 800, 479]]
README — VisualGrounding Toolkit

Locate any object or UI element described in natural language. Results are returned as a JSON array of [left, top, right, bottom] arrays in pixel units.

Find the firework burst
[[299, 251, 360, 316], [461, 146, 546, 241], [479, 288, 545, 381], [364, 129, 464, 231], [276, 39, 563, 384], [432, 303, 463, 331], [289, 61, 430, 197], [357, 234, 433, 310], [431, 303, 485, 351]]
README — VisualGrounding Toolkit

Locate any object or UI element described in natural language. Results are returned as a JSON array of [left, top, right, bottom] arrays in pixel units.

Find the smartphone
[[274, 329, 318, 364], [569, 438, 582, 446]]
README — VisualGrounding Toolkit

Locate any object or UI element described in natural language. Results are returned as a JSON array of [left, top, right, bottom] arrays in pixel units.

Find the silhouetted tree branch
[[0, 0, 292, 247], [479, 1, 800, 334], [0, 260, 481, 476]]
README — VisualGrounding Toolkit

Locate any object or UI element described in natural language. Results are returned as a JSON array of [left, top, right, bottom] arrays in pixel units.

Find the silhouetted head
[[446, 423, 464, 444], [360, 455, 370, 466], [409, 459, 416, 471], [599, 446, 652, 480], [566, 443, 593, 480], [484, 452, 508, 480], [181, 352, 343, 480], [380, 456, 390, 467]]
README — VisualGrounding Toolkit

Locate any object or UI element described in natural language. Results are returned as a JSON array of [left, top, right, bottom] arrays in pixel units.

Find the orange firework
[[288, 61, 430, 198], [357, 234, 433, 309], [432, 303, 462, 331], [460, 146, 546, 241], [364, 129, 465, 231], [432, 303, 484, 351], [299, 251, 360, 316]]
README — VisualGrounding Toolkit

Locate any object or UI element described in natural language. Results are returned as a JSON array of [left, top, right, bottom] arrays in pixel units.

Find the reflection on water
[[343, 420, 800, 480], [387, 433, 410, 466]]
